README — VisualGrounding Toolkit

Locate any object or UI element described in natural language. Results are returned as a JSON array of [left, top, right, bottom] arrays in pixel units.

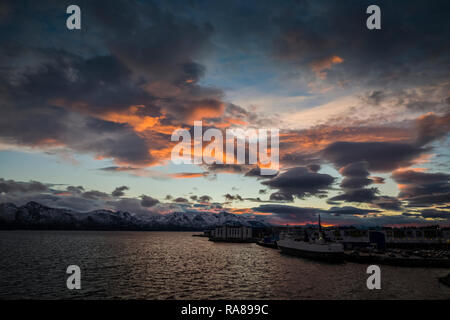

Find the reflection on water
[[0, 231, 449, 299]]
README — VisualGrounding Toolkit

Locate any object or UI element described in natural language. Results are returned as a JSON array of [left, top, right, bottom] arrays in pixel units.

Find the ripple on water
[[0, 231, 449, 299]]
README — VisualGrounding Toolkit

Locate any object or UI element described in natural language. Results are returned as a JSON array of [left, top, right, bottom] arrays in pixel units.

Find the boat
[[256, 234, 279, 249], [277, 215, 344, 263], [256, 240, 278, 249]]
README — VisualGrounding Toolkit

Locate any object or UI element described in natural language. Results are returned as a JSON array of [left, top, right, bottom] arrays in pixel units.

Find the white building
[[211, 225, 252, 241]]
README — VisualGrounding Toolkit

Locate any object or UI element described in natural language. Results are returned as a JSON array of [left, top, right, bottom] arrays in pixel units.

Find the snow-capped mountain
[[0, 201, 270, 230]]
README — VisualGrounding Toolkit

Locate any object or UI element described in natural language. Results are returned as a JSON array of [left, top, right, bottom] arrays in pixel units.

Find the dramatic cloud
[[0, 1, 449, 227], [272, 0, 450, 87], [81, 190, 110, 200], [371, 196, 403, 211], [329, 188, 379, 204], [254, 204, 321, 223], [224, 194, 243, 201], [339, 161, 372, 189], [0, 0, 230, 168], [329, 161, 393, 205], [140, 195, 160, 207], [174, 197, 189, 203], [0, 178, 48, 194], [112, 186, 129, 197], [326, 206, 381, 216], [198, 195, 212, 203], [323, 142, 426, 172], [269, 192, 294, 202], [414, 112, 450, 146], [419, 209, 449, 220], [392, 169, 450, 207], [262, 166, 335, 198]]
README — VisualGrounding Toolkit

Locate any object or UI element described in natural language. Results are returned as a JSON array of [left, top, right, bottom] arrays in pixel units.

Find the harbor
[[196, 218, 450, 268]]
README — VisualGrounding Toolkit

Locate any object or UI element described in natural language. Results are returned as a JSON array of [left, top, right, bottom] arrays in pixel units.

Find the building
[[277, 225, 450, 249], [210, 225, 253, 242]]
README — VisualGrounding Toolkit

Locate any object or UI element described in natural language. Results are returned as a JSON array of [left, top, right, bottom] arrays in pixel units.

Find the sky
[[0, 0, 449, 226]]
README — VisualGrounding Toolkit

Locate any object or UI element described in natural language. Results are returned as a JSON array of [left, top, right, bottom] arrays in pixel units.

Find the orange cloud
[[102, 105, 160, 132], [187, 101, 225, 121], [172, 172, 207, 179], [310, 55, 344, 79], [279, 124, 412, 165]]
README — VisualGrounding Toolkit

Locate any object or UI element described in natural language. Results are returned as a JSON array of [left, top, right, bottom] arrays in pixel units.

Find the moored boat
[[277, 214, 344, 263], [256, 240, 278, 249], [277, 238, 344, 262]]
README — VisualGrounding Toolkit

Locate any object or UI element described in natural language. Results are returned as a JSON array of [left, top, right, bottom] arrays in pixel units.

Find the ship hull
[[277, 240, 344, 263], [209, 237, 255, 243], [256, 241, 278, 249]]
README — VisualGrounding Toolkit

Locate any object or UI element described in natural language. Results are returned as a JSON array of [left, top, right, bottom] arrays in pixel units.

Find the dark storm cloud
[[330, 161, 385, 205], [261, 166, 335, 198], [339, 161, 370, 178], [272, 0, 450, 86], [207, 163, 249, 174], [0, 0, 227, 166], [269, 192, 294, 202], [326, 206, 381, 216], [0, 43, 154, 115], [0, 178, 109, 212], [66, 186, 85, 195], [140, 195, 160, 207], [173, 197, 189, 203], [340, 177, 373, 189], [392, 170, 450, 207], [329, 188, 379, 204], [322, 142, 427, 172], [0, 98, 154, 165], [419, 209, 449, 220], [252, 203, 429, 226], [244, 166, 277, 178], [0, 178, 48, 194], [406, 193, 450, 208], [198, 195, 212, 203], [254, 204, 322, 217], [371, 196, 403, 211], [84, 0, 226, 122], [81, 190, 110, 200], [224, 194, 243, 201], [107, 197, 157, 216], [112, 186, 129, 197], [321, 113, 449, 206], [392, 170, 450, 186], [253, 204, 384, 225], [279, 150, 321, 168], [0, 47, 163, 168], [414, 112, 450, 146]]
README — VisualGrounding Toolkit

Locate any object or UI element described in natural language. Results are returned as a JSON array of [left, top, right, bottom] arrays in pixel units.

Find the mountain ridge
[[0, 201, 270, 231]]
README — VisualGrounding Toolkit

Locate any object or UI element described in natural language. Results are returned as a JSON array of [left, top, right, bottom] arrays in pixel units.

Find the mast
[[318, 214, 322, 233]]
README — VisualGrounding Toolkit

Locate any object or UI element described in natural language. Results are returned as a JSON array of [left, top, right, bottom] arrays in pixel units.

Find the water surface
[[1, 231, 449, 299]]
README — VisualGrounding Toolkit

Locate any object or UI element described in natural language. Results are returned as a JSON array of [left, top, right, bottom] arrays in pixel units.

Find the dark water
[[0, 231, 449, 299]]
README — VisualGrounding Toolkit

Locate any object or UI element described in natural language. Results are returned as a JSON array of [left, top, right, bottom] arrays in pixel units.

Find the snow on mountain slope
[[0, 201, 270, 230]]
